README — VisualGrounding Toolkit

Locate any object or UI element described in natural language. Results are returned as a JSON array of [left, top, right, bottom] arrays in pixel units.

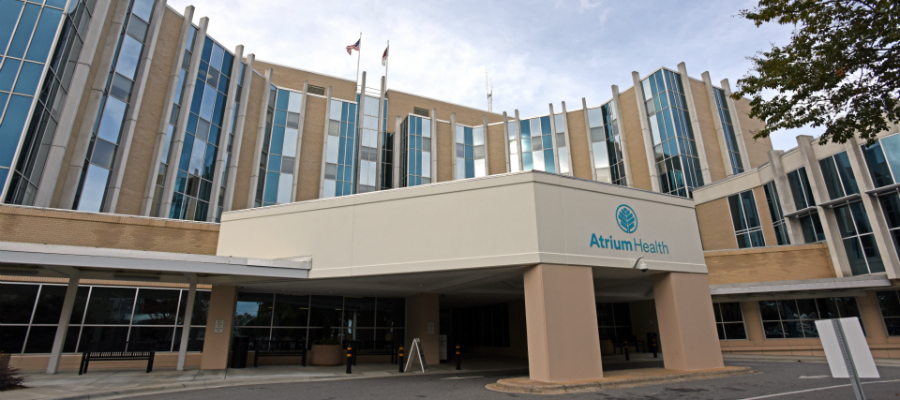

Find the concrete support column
[[200, 285, 237, 370], [105, 0, 169, 213], [46, 276, 80, 374], [523, 264, 603, 383], [207, 45, 245, 220], [222, 54, 256, 212], [176, 280, 196, 371], [611, 86, 634, 187], [430, 109, 437, 183], [582, 98, 598, 181], [702, 72, 733, 177], [797, 135, 851, 277], [482, 115, 490, 176], [632, 71, 661, 192], [502, 112, 511, 172], [450, 113, 458, 180], [739, 301, 765, 343], [547, 104, 562, 174], [354, 72, 367, 193], [767, 150, 805, 244], [676, 62, 712, 185], [158, 16, 210, 217], [513, 110, 523, 171], [288, 81, 309, 202], [844, 137, 900, 278], [559, 102, 574, 176], [59, 0, 133, 209], [652, 272, 724, 371], [375, 76, 386, 190], [33, 1, 113, 208], [249, 69, 274, 205], [721, 79, 752, 172], [139, 5, 197, 216], [393, 115, 401, 188], [406, 293, 440, 366], [316, 86, 333, 198]]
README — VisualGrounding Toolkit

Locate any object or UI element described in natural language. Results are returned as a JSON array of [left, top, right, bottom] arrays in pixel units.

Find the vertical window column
[[763, 181, 791, 245], [550, 103, 570, 176], [222, 55, 255, 212], [519, 116, 555, 173], [321, 98, 357, 197], [508, 112, 521, 172], [206, 46, 244, 221], [358, 95, 379, 193], [586, 103, 626, 185], [399, 115, 431, 187], [454, 123, 484, 180], [728, 190, 766, 248], [258, 88, 302, 206]]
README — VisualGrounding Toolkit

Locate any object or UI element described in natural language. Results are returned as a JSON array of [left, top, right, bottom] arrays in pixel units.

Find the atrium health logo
[[616, 205, 638, 234]]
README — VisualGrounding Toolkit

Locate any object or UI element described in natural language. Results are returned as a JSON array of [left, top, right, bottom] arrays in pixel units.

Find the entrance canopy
[[218, 171, 707, 280]]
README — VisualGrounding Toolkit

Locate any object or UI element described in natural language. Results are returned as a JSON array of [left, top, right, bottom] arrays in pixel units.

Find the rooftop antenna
[[486, 70, 493, 112]]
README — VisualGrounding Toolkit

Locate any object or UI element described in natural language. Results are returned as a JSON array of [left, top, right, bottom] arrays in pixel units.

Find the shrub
[[0, 366, 25, 391]]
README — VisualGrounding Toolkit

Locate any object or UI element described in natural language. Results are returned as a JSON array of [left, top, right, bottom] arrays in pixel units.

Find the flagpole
[[385, 40, 390, 90], [355, 32, 362, 91]]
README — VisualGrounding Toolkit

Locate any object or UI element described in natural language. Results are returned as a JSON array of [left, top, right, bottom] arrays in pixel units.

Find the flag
[[382, 46, 389, 66], [346, 39, 360, 55]]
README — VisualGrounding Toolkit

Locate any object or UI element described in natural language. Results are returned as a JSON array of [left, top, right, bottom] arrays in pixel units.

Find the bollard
[[455, 345, 461, 371], [398, 347, 404, 373], [652, 335, 658, 358], [624, 340, 630, 361], [346, 346, 353, 374]]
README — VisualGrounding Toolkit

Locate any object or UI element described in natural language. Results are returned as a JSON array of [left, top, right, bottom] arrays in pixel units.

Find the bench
[[253, 340, 306, 367], [344, 340, 398, 365], [79, 341, 156, 375]]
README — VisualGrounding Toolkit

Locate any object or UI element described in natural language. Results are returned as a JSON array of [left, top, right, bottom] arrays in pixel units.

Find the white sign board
[[214, 319, 224, 334], [404, 338, 427, 373], [815, 318, 879, 379]]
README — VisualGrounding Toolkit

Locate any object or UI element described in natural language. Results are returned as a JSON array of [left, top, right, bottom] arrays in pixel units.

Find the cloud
[[168, 0, 804, 150]]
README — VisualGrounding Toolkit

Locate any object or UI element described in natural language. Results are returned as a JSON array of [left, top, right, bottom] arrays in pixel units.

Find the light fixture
[[632, 257, 649, 273]]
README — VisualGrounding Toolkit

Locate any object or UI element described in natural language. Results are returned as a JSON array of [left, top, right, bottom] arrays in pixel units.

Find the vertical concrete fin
[[611, 85, 634, 187], [290, 81, 308, 203], [223, 53, 256, 212], [559, 101, 573, 177], [450, 112, 457, 180], [702, 71, 733, 177], [631, 71, 660, 192], [676, 62, 712, 186], [248, 68, 273, 206], [316, 85, 333, 198], [547, 104, 561, 175], [207, 44, 245, 221], [721, 78, 752, 172], [582, 97, 597, 181]]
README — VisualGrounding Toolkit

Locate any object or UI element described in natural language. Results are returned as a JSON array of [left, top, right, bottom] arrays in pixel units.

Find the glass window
[[819, 152, 859, 200], [234, 292, 273, 327], [0, 284, 38, 324], [759, 298, 863, 339], [83, 287, 136, 325], [834, 201, 885, 275], [343, 297, 376, 328], [309, 295, 342, 328], [714, 302, 747, 340], [876, 290, 900, 336], [272, 294, 309, 327], [764, 182, 790, 245], [787, 168, 816, 210], [131, 289, 179, 325], [728, 190, 766, 248], [115, 35, 142, 79]]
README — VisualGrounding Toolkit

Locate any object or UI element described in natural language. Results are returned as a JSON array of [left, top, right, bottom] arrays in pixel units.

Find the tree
[[733, 0, 899, 145]]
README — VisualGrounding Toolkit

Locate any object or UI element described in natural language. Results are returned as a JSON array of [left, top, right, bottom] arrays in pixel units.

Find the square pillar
[[200, 285, 238, 370], [406, 293, 440, 364], [524, 264, 603, 382], [652, 272, 724, 371]]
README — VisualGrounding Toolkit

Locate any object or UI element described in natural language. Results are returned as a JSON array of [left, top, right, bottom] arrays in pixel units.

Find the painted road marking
[[737, 379, 900, 399], [798, 375, 831, 379], [441, 376, 484, 380]]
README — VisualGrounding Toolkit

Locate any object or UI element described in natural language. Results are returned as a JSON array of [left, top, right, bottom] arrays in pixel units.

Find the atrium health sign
[[590, 204, 670, 255]]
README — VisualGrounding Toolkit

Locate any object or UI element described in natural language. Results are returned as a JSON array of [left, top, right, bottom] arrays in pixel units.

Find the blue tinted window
[[0, 0, 24, 53], [200, 37, 212, 62], [96, 97, 127, 143], [264, 171, 278, 203], [131, 0, 155, 23], [199, 84, 215, 120], [25, 6, 62, 62], [7, 3, 40, 59], [76, 164, 109, 212], [544, 149, 556, 173], [209, 43, 223, 70], [115, 35, 142, 79], [0, 59, 21, 91], [45, 0, 67, 8], [0, 167, 8, 189], [187, 137, 205, 175], [0, 94, 33, 165], [13, 61, 42, 95]]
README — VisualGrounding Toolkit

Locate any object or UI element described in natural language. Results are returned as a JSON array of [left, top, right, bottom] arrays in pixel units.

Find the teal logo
[[616, 205, 638, 234]]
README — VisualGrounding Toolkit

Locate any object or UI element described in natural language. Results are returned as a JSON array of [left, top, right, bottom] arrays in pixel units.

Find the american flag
[[346, 39, 360, 55]]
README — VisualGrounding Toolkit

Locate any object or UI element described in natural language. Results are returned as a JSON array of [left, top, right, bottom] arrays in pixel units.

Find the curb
[[485, 367, 757, 395], [28, 367, 528, 400]]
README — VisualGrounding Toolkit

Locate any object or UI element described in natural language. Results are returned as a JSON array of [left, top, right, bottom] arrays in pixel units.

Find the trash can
[[230, 336, 250, 368]]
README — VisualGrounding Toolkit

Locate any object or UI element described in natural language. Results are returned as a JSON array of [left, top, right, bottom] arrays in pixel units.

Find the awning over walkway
[[710, 273, 892, 297]]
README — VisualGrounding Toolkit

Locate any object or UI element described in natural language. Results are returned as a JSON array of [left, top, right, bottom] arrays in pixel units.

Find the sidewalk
[[5, 357, 531, 400]]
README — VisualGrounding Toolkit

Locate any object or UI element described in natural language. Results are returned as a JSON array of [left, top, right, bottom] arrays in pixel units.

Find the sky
[[166, 0, 819, 152]]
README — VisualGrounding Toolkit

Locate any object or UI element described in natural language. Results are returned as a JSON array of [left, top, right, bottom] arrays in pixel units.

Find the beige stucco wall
[[705, 244, 834, 285], [618, 87, 653, 191], [565, 109, 592, 180], [696, 197, 738, 251], [200, 285, 237, 370], [406, 293, 440, 366], [689, 79, 728, 183], [652, 272, 724, 370]]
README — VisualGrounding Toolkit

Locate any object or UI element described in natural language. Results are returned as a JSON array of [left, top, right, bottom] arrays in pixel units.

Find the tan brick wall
[[296, 95, 326, 201], [0, 205, 219, 255], [254, 60, 356, 102], [689, 79, 727, 183], [116, 8, 183, 216], [436, 121, 452, 182], [386, 91, 502, 130], [753, 186, 778, 246], [50, 5, 119, 208], [696, 197, 738, 251], [734, 97, 773, 169], [705, 244, 834, 285], [487, 123, 506, 175], [565, 109, 592, 180], [230, 73, 266, 210], [619, 87, 652, 191]]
